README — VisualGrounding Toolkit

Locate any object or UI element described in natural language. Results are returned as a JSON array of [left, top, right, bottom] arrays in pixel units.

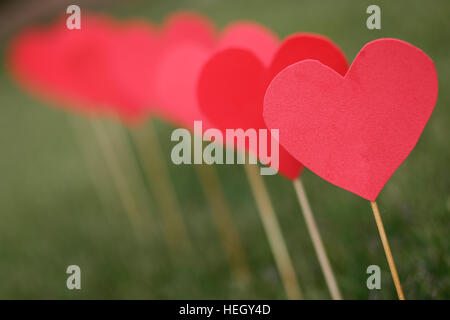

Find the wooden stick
[[244, 163, 302, 300], [67, 116, 117, 218], [370, 201, 405, 300], [194, 163, 251, 284], [293, 178, 342, 300], [130, 120, 193, 254], [89, 120, 144, 234]]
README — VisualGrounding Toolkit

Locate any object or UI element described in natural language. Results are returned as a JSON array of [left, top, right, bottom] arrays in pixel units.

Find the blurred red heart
[[197, 34, 348, 179], [108, 20, 160, 120], [153, 17, 280, 130], [9, 14, 139, 120], [217, 21, 279, 67], [152, 12, 217, 128], [264, 39, 438, 199], [9, 12, 283, 129]]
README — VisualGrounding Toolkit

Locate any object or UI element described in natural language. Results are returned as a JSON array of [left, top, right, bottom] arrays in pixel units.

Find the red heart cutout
[[9, 14, 139, 120], [161, 11, 216, 49], [197, 34, 348, 179], [153, 18, 279, 130], [10, 12, 282, 130], [152, 12, 217, 129], [217, 21, 279, 67], [264, 39, 438, 199], [108, 20, 160, 121]]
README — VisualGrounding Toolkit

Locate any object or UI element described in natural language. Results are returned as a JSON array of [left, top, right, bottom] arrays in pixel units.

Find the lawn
[[0, 0, 448, 299]]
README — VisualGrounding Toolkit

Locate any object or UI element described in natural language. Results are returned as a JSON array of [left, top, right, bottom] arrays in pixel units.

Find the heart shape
[[9, 12, 283, 130], [197, 33, 348, 179], [152, 12, 217, 129], [153, 16, 280, 130], [108, 19, 160, 121], [9, 14, 139, 120], [217, 21, 279, 67], [264, 39, 438, 199]]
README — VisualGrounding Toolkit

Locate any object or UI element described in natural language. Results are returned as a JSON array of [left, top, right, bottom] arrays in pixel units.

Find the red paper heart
[[10, 12, 283, 130], [9, 14, 138, 120], [108, 20, 160, 120], [197, 34, 348, 179], [153, 18, 280, 130], [264, 39, 438, 199], [162, 12, 216, 49], [218, 21, 279, 67], [152, 12, 217, 129]]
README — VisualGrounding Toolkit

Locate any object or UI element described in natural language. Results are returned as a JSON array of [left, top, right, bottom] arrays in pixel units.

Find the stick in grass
[[134, 119, 250, 282], [244, 163, 302, 300], [130, 119, 194, 254], [292, 178, 342, 300], [89, 120, 144, 235], [68, 116, 118, 219], [194, 163, 252, 284], [370, 201, 405, 300]]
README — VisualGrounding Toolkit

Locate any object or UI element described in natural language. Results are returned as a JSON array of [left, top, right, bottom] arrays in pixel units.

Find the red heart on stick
[[264, 39, 438, 199], [197, 34, 348, 179]]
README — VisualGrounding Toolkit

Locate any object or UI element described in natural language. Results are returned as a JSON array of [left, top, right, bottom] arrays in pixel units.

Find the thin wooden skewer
[[106, 123, 156, 218], [293, 178, 342, 300], [370, 201, 405, 300], [135, 120, 249, 280], [89, 120, 144, 234], [194, 163, 251, 284], [130, 120, 193, 254], [244, 163, 302, 300]]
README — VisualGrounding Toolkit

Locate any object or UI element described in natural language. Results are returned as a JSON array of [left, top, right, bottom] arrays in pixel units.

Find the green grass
[[0, 0, 448, 299]]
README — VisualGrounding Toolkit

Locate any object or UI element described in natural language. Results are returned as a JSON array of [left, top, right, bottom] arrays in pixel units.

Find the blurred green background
[[0, 0, 448, 299]]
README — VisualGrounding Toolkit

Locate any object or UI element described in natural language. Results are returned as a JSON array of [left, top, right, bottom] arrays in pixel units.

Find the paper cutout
[[218, 21, 279, 67], [264, 39, 438, 199], [153, 18, 280, 131], [268, 33, 347, 78], [108, 20, 160, 119], [152, 12, 217, 129], [9, 10, 284, 130], [198, 34, 348, 179], [8, 14, 141, 120], [161, 12, 217, 49]]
